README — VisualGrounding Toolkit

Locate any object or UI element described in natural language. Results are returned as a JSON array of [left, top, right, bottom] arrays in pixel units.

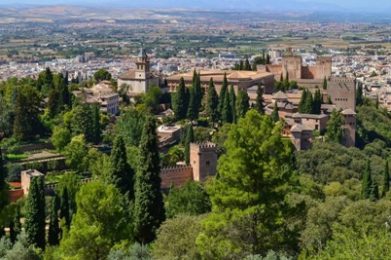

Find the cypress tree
[[25, 176, 46, 249], [362, 161, 372, 199], [356, 84, 364, 106], [271, 102, 280, 122], [239, 60, 244, 70], [244, 58, 252, 71], [194, 72, 202, 118], [298, 89, 307, 113], [187, 87, 197, 120], [218, 73, 228, 118], [206, 78, 219, 125], [91, 104, 101, 144], [312, 89, 322, 115], [383, 160, 390, 197], [174, 77, 187, 120], [0, 149, 8, 211], [280, 73, 283, 83], [134, 117, 165, 244], [229, 85, 237, 123], [284, 72, 290, 90], [48, 89, 61, 118], [370, 181, 379, 202], [221, 89, 233, 123], [10, 210, 21, 243], [111, 136, 134, 200], [60, 186, 71, 228], [48, 196, 60, 245], [323, 77, 328, 90], [184, 125, 194, 165], [303, 90, 314, 114], [255, 85, 264, 114], [236, 90, 250, 119]]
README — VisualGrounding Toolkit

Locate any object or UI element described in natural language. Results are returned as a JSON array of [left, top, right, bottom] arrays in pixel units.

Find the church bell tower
[[135, 46, 150, 80]]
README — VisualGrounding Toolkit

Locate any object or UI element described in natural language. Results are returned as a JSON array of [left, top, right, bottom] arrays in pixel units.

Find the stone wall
[[160, 166, 194, 190]]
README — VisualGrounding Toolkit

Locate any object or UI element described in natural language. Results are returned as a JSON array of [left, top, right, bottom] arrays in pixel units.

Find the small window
[[206, 161, 210, 166]]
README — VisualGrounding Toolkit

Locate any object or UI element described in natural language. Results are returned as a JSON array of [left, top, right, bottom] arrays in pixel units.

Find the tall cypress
[[60, 186, 71, 228], [236, 90, 250, 119], [255, 85, 264, 115], [298, 90, 307, 113], [187, 87, 197, 120], [369, 181, 379, 202], [271, 102, 280, 123], [312, 89, 322, 115], [111, 136, 134, 199], [206, 78, 219, 125], [25, 176, 46, 249], [323, 77, 328, 90], [244, 58, 251, 71], [10, 210, 21, 243], [221, 89, 233, 124], [0, 149, 7, 211], [383, 160, 390, 197], [229, 85, 237, 123], [194, 72, 202, 118], [356, 84, 364, 106], [218, 73, 228, 118], [91, 104, 101, 144], [362, 161, 373, 199], [174, 77, 187, 120], [134, 117, 165, 244], [184, 125, 194, 165], [48, 196, 60, 246]]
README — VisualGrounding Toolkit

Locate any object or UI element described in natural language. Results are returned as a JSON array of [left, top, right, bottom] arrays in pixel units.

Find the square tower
[[190, 142, 218, 182]]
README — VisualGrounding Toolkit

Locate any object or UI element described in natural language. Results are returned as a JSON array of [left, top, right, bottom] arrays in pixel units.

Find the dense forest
[[0, 68, 390, 259]]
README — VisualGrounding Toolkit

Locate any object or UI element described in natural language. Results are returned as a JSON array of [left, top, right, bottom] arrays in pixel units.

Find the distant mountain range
[[1, 0, 391, 13]]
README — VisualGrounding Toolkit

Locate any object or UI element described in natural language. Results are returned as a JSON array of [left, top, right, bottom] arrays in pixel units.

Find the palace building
[[166, 69, 275, 94]]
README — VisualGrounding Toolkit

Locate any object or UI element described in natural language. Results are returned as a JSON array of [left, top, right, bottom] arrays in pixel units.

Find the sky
[[1, 0, 391, 13]]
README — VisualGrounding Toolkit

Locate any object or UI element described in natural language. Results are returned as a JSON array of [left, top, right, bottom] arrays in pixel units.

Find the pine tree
[[134, 117, 165, 244], [111, 136, 134, 199], [184, 125, 194, 165], [60, 186, 71, 228], [218, 73, 228, 118], [174, 77, 187, 120], [236, 90, 250, 119], [325, 110, 344, 144], [25, 176, 46, 249], [48, 196, 60, 245], [362, 161, 372, 199], [255, 85, 264, 114], [229, 85, 237, 123], [383, 160, 390, 197], [206, 78, 219, 125], [271, 102, 280, 122], [221, 89, 233, 123]]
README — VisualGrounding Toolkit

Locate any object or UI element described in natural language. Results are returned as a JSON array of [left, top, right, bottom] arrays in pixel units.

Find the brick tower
[[190, 142, 218, 182]]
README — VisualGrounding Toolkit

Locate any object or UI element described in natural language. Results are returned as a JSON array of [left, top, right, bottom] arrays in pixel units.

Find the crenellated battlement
[[191, 142, 217, 153]]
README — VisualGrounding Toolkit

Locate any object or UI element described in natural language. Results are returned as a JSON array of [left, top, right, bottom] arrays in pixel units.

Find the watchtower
[[190, 142, 218, 182]]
